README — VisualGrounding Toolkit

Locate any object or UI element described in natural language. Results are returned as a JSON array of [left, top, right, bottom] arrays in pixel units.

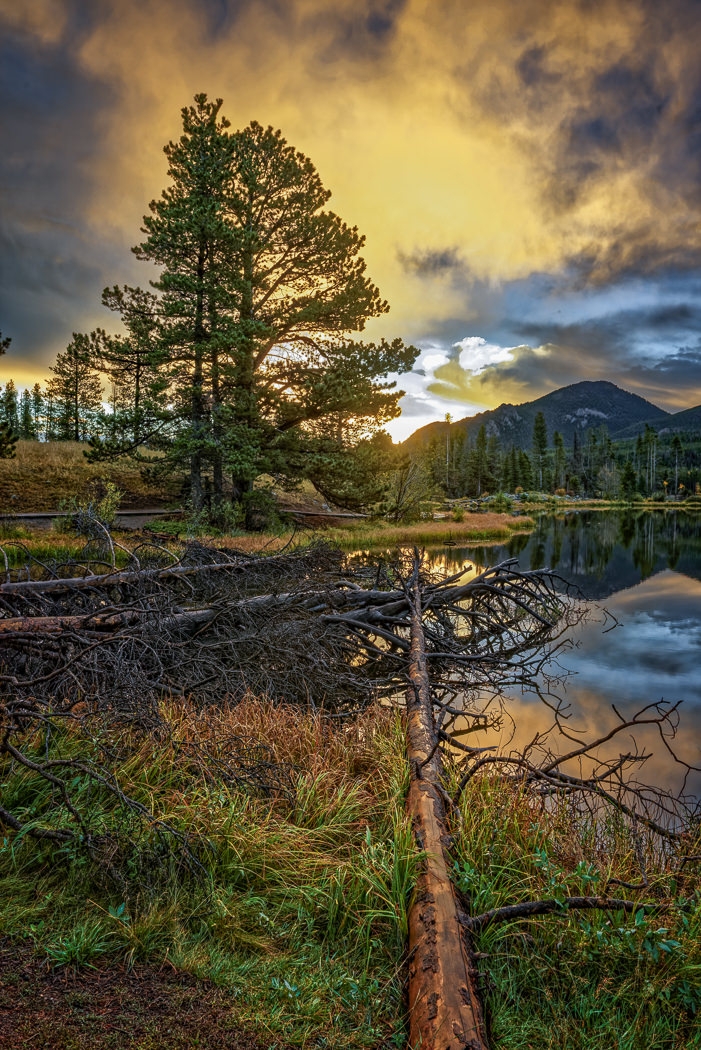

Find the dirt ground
[[0, 939, 290, 1049]]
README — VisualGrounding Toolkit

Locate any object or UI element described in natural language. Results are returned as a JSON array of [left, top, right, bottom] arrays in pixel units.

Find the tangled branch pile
[[0, 536, 574, 716], [1, 537, 696, 817]]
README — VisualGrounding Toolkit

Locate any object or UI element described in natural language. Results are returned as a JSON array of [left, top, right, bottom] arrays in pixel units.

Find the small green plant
[[490, 492, 513, 512], [57, 481, 123, 533], [44, 919, 115, 968]]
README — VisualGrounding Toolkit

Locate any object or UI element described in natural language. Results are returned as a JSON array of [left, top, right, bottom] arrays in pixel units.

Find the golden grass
[[167, 511, 534, 555], [317, 512, 535, 550], [0, 440, 178, 512]]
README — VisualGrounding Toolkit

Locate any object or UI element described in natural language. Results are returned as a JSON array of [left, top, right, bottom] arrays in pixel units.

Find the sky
[[2, 0, 701, 439]]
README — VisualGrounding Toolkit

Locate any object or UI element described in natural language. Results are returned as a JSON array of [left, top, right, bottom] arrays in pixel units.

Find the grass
[[2, 699, 700, 1047], [0, 510, 536, 566], [317, 513, 534, 552], [451, 774, 701, 1049], [0, 520, 139, 569], [0, 440, 179, 511], [0, 698, 414, 1049]]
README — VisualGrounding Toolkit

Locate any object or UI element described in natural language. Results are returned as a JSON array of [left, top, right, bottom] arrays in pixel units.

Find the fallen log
[[0, 607, 217, 637], [0, 555, 259, 596], [405, 556, 489, 1050]]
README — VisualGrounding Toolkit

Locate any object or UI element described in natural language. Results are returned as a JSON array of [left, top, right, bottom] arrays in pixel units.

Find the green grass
[[0, 522, 140, 570], [0, 699, 414, 1048], [315, 513, 535, 552], [2, 699, 700, 1047], [452, 775, 701, 1049]]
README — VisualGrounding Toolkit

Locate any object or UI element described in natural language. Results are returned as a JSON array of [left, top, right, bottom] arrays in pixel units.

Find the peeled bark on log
[[0, 559, 249, 596], [406, 563, 489, 1050], [0, 608, 217, 637]]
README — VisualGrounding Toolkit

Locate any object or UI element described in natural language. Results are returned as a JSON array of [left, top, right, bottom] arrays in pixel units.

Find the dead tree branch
[[462, 896, 664, 934]]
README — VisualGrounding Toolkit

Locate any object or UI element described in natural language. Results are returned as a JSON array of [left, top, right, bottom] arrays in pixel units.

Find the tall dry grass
[[0, 440, 177, 511]]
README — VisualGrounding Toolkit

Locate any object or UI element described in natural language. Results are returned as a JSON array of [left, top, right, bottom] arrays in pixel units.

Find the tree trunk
[[405, 562, 489, 1050], [190, 241, 207, 512]]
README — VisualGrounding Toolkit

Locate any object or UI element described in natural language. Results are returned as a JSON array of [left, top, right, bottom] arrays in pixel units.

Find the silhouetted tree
[[47, 335, 103, 441], [128, 94, 416, 512]]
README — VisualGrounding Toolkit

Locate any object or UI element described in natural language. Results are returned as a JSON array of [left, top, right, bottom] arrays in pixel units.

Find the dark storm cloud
[[459, 301, 701, 410], [514, 300, 701, 354], [515, 45, 562, 93], [417, 252, 701, 415], [448, 0, 701, 285], [553, 61, 670, 207], [0, 4, 119, 372], [299, 0, 407, 65], [197, 0, 407, 55], [396, 246, 467, 279]]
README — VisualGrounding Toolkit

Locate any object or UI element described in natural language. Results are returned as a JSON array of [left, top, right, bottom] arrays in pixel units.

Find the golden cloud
[[3, 0, 701, 407]]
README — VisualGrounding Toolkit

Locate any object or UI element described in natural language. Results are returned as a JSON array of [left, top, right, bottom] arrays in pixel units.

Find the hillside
[[0, 441, 180, 512], [404, 380, 670, 451], [613, 402, 701, 441]]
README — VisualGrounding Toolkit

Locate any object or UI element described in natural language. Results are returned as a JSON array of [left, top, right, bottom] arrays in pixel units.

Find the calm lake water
[[427, 509, 701, 796]]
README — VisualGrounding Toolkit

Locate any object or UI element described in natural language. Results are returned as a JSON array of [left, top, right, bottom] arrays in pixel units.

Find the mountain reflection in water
[[427, 510, 701, 795]]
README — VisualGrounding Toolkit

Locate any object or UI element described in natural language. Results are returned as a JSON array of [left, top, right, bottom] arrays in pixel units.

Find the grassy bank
[[453, 776, 701, 1049], [0, 441, 178, 511], [316, 513, 534, 552], [0, 511, 535, 567], [124, 511, 535, 554], [2, 698, 699, 1047], [0, 700, 413, 1049]]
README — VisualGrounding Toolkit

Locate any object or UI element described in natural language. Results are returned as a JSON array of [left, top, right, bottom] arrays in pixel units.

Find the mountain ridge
[[402, 380, 684, 450]]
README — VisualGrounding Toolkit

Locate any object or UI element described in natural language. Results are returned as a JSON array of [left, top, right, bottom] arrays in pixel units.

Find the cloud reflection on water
[[427, 517, 701, 795]]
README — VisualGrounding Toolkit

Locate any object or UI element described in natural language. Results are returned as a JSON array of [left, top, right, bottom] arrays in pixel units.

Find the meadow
[[2, 700, 699, 1048]]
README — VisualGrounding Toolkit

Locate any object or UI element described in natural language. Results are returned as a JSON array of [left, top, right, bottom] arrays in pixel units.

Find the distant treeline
[[421, 412, 701, 500], [1, 371, 700, 507]]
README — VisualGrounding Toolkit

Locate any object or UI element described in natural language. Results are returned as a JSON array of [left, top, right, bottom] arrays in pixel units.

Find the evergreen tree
[[620, 459, 637, 499], [518, 449, 534, 490], [0, 422, 16, 459], [466, 424, 492, 496], [642, 423, 658, 494], [47, 335, 103, 441], [672, 434, 683, 497], [0, 335, 16, 453], [31, 384, 45, 440], [532, 411, 548, 489], [19, 389, 34, 439], [553, 430, 566, 490], [571, 428, 582, 480], [501, 445, 517, 491], [0, 380, 19, 434], [129, 94, 416, 511]]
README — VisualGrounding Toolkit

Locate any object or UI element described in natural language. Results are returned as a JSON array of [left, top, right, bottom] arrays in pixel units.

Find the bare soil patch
[[0, 939, 289, 1050]]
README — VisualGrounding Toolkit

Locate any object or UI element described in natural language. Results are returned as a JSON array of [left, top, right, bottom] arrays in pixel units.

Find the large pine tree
[[127, 94, 416, 511]]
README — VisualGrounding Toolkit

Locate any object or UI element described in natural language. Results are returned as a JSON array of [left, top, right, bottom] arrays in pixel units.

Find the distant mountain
[[403, 381, 670, 451]]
